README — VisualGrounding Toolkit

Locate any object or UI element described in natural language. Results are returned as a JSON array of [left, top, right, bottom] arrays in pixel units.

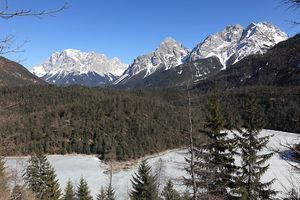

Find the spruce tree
[[96, 187, 106, 200], [106, 183, 116, 200], [0, 157, 5, 177], [181, 190, 191, 200], [0, 157, 10, 200], [64, 179, 76, 200], [76, 177, 93, 200], [23, 152, 62, 200], [234, 94, 276, 200], [96, 182, 116, 200], [194, 86, 236, 199], [130, 160, 159, 200], [161, 179, 181, 200]]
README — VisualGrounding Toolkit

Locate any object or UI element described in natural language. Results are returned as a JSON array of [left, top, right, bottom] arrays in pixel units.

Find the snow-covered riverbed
[[4, 129, 300, 199]]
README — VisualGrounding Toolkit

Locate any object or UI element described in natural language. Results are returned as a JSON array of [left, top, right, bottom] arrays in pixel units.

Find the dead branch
[[0, 0, 69, 19], [0, 34, 28, 55]]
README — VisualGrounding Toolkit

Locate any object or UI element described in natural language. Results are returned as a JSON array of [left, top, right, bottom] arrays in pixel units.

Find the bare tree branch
[[282, 0, 300, 24], [0, 1, 68, 55], [0, 0, 69, 19], [0, 34, 28, 55]]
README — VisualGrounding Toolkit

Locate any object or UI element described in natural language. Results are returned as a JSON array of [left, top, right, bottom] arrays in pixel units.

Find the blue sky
[[2, 0, 299, 69]]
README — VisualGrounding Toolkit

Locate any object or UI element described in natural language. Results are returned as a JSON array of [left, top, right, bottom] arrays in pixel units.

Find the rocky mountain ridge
[[188, 22, 288, 67], [29, 22, 288, 88], [30, 49, 128, 86]]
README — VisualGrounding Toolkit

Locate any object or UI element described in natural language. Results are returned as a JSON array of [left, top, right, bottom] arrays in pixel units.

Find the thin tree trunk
[[188, 89, 197, 200]]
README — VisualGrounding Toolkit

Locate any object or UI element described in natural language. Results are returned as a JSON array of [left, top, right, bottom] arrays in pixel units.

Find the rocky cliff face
[[30, 22, 288, 88], [188, 22, 288, 68], [115, 37, 191, 85], [30, 49, 128, 86]]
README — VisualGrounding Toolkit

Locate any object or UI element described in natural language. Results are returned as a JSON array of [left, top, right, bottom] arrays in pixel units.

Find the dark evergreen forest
[[0, 85, 299, 159]]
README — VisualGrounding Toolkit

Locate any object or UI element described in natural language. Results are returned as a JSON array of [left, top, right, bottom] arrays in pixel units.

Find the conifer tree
[[161, 179, 181, 200], [181, 190, 191, 200], [64, 179, 76, 200], [130, 160, 159, 200], [234, 94, 276, 200], [96, 187, 106, 200], [0, 157, 10, 200], [23, 152, 62, 200], [105, 183, 116, 200], [0, 157, 5, 177], [76, 177, 93, 200], [10, 184, 36, 200], [194, 86, 236, 199]]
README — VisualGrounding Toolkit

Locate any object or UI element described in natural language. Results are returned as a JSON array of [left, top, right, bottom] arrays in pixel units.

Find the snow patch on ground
[[4, 129, 300, 199]]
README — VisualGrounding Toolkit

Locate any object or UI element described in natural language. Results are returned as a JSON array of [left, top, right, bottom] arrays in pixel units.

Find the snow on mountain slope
[[115, 37, 191, 84], [30, 22, 288, 88], [30, 49, 128, 86], [189, 22, 288, 68], [115, 22, 287, 87]]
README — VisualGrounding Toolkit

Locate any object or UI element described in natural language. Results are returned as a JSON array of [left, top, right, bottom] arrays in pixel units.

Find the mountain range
[[29, 22, 288, 88], [193, 33, 300, 92], [30, 49, 128, 87]]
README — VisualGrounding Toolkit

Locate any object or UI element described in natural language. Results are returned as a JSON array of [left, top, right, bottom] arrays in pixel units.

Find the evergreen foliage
[[76, 177, 93, 200], [96, 184, 116, 200], [64, 179, 76, 200], [0, 85, 188, 159], [10, 184, 36, 200], [105, 184, 116, 200], [23, 152, 61, 200], [181, 190, 191, 200], [161, 179, 181, 200], [130, 160, 159, 200], [96, 187, 107, 200], [295, 143, 300, 161], [0, 157, 10, 199], [0, 85, 299, 159], [0, 157, 5, 177], [234, 94, 276, 200], [193, 87, 236, 199], [193, 33, 300, 92]]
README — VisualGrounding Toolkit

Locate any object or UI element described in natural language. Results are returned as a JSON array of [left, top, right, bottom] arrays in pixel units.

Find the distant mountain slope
[[114, 22, 287, 89], [114, 57, 223, 89], [29, 22, 288, 88], [193, 33, 300, 92], [114, 37, 191, 85], [188, 22, 288, 67], [0, 56, 45, 86], [30, 49, 128, 87]]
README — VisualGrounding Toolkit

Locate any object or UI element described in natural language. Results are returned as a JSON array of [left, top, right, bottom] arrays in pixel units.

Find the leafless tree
[[274, 140, 300, 199], [0, 0, 68, 55], [0, 0, 68, 19], [185, 86, 198, 200], [282, 0, 300, 24]]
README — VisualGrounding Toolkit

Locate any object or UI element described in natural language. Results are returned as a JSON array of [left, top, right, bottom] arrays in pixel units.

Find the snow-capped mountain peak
[[119, 37, 191, 82], [30, 49, 128, 86], [189, 22, 288, 68]]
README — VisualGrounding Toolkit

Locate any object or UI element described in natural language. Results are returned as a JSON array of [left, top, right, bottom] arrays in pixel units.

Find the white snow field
[[4, 129, 300, 199]]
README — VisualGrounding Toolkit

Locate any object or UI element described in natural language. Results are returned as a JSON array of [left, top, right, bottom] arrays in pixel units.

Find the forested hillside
[[193, 33, 300, 92], [0, 85, 194, 158], [0, 85, 299, 159], [0, 56, 45, 86]]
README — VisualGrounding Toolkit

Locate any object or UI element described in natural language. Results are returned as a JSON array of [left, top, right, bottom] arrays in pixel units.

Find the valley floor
[[4, 129, 300, 199]]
